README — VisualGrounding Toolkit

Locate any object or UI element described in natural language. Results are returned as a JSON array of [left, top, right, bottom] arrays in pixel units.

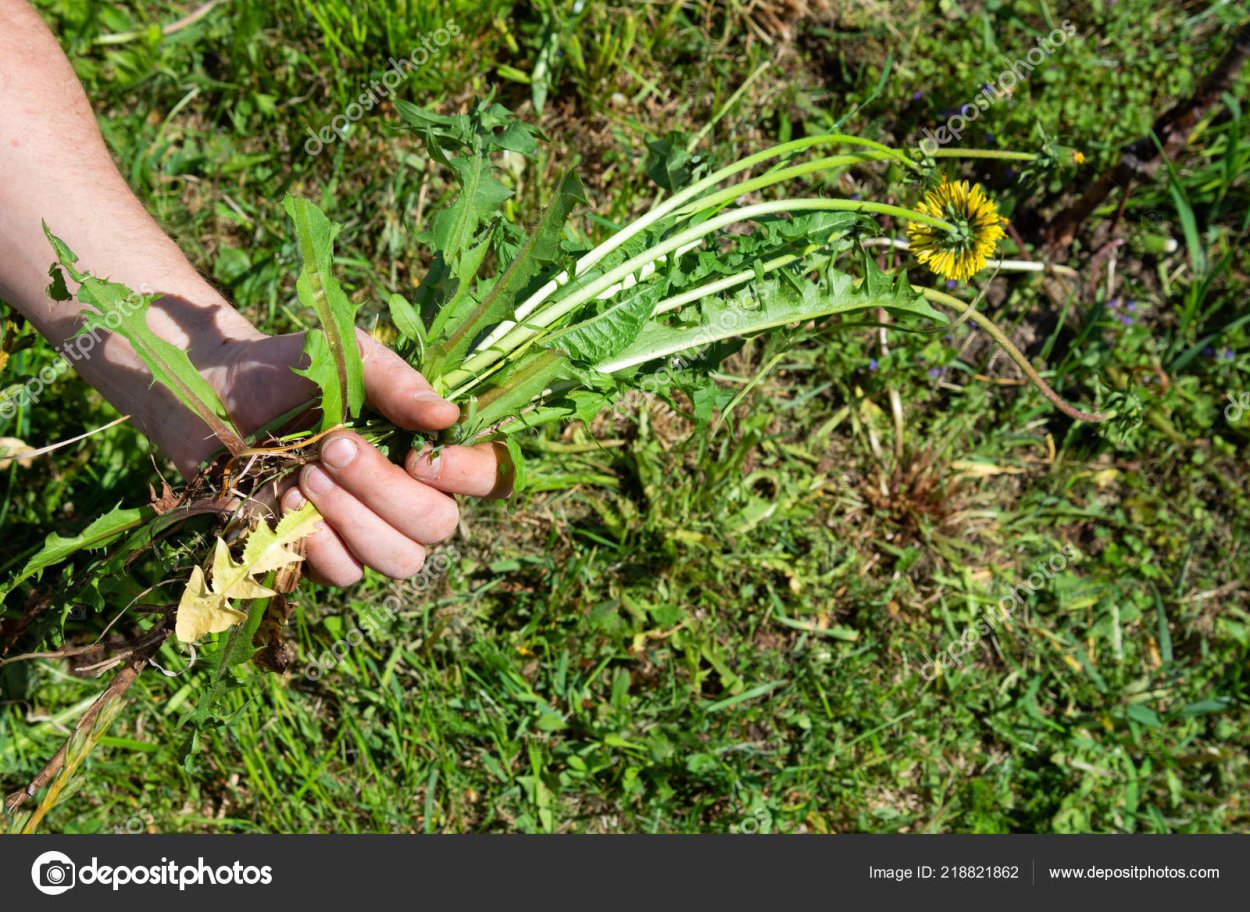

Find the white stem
[[651, 252, 806, 317], [0, 415, 130, 465], [860, 237, 1079, 277], [471, 136, 906, 354]]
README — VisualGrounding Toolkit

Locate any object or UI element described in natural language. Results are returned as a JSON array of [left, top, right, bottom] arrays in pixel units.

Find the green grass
[[2, 0, 1248, 833]]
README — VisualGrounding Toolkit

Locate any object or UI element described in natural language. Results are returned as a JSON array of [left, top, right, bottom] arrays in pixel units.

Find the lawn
[[2, 0, 1248, 834]]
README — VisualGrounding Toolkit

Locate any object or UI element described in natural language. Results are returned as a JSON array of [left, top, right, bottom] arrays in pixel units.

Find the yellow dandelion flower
[[1072, 150, 1087, 165], [906, 179, 1007, 283]]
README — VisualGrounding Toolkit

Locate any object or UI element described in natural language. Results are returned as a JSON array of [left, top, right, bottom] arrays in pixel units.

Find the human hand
[[161, 329, 511, 587], [0, 1, 508, 588]]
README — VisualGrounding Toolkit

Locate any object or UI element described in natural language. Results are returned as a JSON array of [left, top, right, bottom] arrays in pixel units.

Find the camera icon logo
[[31, 851, 76, 896]]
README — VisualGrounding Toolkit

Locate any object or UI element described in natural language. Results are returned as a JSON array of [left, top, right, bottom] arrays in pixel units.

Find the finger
[[358, 332, 460, 432], [282, 487, 363, 587], [298, 462, 427, 580], [405, 441, 514, 499], [317, 432, 460, 543]]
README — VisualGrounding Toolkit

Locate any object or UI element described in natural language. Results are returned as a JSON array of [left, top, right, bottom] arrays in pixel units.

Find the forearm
[[0, 0, 261, 438]]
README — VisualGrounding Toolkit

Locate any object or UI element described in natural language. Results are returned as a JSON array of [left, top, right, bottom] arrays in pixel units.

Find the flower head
[[1072, 150, 1087, 165], [907, 179, 1007, 282]]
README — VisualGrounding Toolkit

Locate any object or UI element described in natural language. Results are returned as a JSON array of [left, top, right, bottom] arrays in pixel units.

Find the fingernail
[[303, 464, 335, 495], [283, 487, 306, 510], [415, 391, 451, 405], [322, 436, 358, 470]]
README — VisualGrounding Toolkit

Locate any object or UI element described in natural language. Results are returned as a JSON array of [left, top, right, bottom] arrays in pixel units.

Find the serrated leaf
[[691, 382, 736, 427], [283, 196, 365, 432], [433, 156, 513, 263], [239, 507, 316, 575], [422, 235, 494, 360], [293, 330, 344, 433], [174, 566, 248, 643], [495, 119, 541, 156], [210, 539, 277, 600], [397, 96, 543, 162], [44, 227, 246, 454], [426, 170, 585, 376], [544, 280, 664, 366], [175, 501, 321, 643], [645, 133, 697, 192], [462, 350, 572, 437], [0, 504, 153, 599], [597, 264, 945, 374]]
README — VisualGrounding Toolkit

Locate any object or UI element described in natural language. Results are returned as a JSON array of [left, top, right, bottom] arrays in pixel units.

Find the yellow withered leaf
[[208, 538, 278, 602], [175, 501, 322, 643], [174, 566, 248, 643]]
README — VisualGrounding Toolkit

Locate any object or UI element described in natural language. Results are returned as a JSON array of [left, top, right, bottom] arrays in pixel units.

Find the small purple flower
[[1203, 346, 1216, 357], [982, 85, 994, 97], [1220, 347, 1235, 361], [940, 107, 955, 118], [1119, 315, 1133, 326], [928, 367, 945, 378], [946, 279, 957, 289], [1126, 300, 1137, 312], [912, 90, 924, 100], [984, 132, 995, 143], [850, 193, 862, 201], [1006, 168, 1017, 179], [1109, 297, 1120, 309], [868, 358, 879, 371]]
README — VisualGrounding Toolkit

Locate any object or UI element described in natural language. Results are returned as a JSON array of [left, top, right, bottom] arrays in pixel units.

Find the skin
[[0, 0, 509, 586]]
